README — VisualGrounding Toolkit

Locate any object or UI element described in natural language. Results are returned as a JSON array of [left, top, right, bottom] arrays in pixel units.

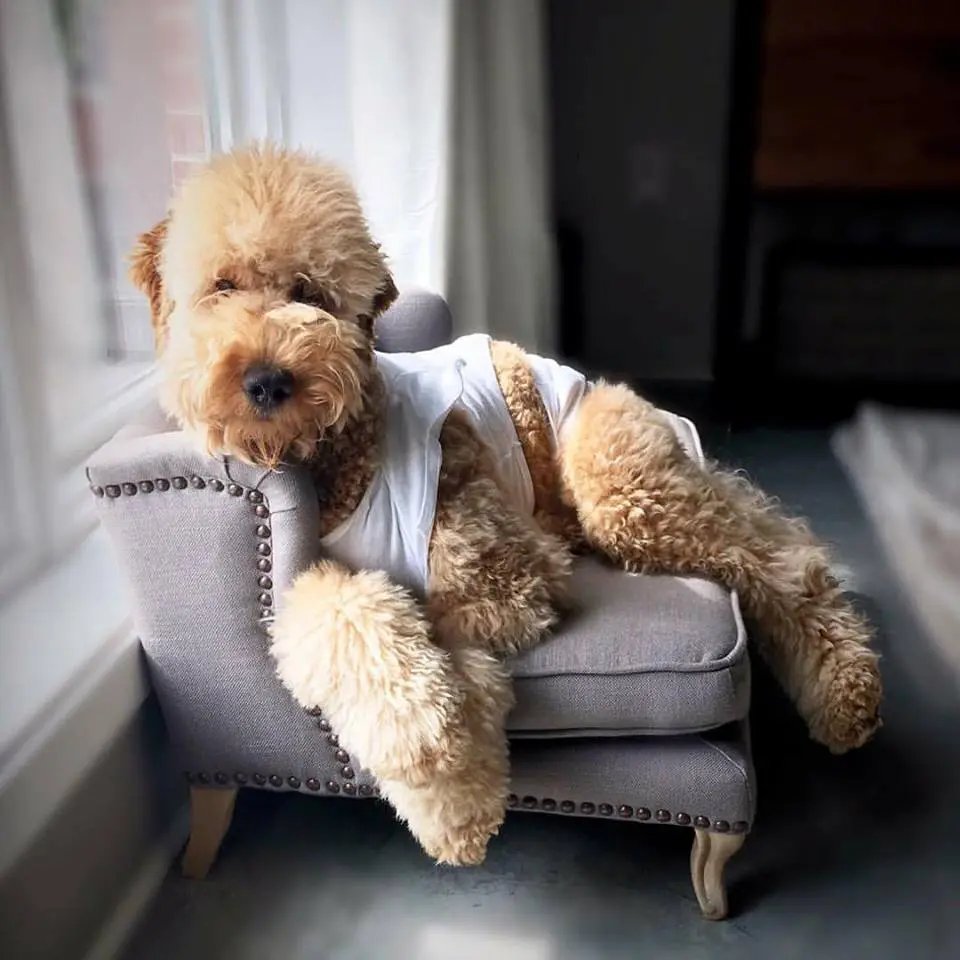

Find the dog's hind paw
[[809, 652, 883, 754]]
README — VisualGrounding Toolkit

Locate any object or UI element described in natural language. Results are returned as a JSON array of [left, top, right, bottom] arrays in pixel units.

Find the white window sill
[[0, 527, 149, 875]]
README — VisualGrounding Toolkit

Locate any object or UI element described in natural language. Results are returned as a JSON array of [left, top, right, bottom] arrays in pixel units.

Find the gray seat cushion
[[508, 558, 749, 737]]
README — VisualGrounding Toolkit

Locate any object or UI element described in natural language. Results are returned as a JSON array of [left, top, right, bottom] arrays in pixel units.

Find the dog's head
[[130, 145, 397, 467]]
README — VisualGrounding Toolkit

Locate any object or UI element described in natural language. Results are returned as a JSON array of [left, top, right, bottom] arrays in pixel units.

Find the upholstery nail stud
[[172, 477, 187, 489], [714, 820, 730, 833], [138, 481, 154, 493], [210, 479, 224, 491], [287, 776, 301, 789], [91, 485, 105, 497], [694, 816, 710, 828], [326, 781, 340, 794], [248, 490, 263, 503], [106, 485, 121, 498], [521, 796, 538, 809], [507, 794, 518, 808], [255, 504, 269, 518], [122, 483, 137, 495], [560, 800, 575, 814], [655, 809, 671, 822], [255, 524, 270, 538], [342, 782, 356, 795], [675, 812, 691, 825], [257, 559, 272, 573], [257, 543, 271, 556], [253, 773, 267, 786], [228, 484, 243, 496], [618, 805, 633, 818], [636, 808, 651, 821], [580, 802, 596, 815], [306, 778, 321, 791], [541, 798, 557, 811], [268, 774, 283, 788], [156, 479, 170, 491]]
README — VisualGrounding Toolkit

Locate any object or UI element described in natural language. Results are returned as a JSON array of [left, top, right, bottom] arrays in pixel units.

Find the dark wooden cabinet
[[756, 0, 960, 190]]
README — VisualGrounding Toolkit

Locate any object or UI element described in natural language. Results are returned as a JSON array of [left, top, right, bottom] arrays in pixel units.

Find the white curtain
[[446, 0, 556, 353], [205, 0, 554, 352]]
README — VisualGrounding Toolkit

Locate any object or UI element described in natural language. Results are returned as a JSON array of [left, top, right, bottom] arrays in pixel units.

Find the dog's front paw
[[425, 818, 500, 867], [810, 653, 883, 754]]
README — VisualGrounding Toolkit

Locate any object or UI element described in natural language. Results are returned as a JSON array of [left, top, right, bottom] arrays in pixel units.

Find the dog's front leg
[[381, 412, 572, 867], [379, 647, 515, 867], [270, 560, 470, 786]]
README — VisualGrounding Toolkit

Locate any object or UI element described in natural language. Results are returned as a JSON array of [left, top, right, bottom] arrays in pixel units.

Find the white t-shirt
[[320, 334, 587, 596]]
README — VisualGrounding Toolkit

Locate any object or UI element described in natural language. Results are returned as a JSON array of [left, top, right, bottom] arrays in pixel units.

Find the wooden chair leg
[[181, 787, 238, 879], [690, 828, 745, 920]]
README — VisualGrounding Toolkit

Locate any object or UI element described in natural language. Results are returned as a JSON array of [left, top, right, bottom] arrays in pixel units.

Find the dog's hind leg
[[561, 383, 882, 754], [270, 560, 471, 787]]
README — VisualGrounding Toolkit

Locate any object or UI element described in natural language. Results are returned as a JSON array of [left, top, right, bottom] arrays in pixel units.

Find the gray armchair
[[88, 291, 755, 920]]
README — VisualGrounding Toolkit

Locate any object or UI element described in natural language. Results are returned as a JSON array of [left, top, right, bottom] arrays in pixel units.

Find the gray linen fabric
[[87, 291, 754, 826]]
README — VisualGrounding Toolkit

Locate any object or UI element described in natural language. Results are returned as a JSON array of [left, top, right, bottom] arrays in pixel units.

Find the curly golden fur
[[130, 144, 882, 866]]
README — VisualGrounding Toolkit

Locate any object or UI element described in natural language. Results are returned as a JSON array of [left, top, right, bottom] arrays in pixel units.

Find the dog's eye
[[214, 278, 236, 293]]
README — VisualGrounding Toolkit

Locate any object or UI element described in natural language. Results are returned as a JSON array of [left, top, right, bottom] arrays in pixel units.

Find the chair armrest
[[86, 428, 337, 781]]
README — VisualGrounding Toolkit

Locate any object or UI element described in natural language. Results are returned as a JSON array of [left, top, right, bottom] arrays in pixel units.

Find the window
[[0, 0, 211, 598]]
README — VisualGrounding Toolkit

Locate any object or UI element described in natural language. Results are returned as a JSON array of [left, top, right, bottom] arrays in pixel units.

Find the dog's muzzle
[[243, 363, 294, 413]]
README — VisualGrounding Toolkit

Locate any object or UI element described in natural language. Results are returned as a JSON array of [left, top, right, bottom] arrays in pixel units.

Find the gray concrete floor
[[121, 430, 960, 959]]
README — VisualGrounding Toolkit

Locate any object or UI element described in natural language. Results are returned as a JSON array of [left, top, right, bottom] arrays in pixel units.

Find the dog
[[130, 144, 882, 866]]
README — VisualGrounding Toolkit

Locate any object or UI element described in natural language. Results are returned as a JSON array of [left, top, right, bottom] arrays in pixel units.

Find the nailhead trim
[[90, 474, 274, 629], [501, 792, 748, 831], [181, 774, 740, 831]]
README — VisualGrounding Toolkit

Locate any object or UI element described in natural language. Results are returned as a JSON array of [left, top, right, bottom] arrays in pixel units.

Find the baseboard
[[82, 807, 188, 960]]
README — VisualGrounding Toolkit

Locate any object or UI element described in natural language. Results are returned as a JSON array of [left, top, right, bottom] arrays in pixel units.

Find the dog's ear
[[357, 271, 399, 338], [372, 272, 399, 318], [129, 217, 172, 351]]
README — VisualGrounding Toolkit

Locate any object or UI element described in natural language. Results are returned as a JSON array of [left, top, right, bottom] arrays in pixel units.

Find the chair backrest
[[375, 289, 452, 353]]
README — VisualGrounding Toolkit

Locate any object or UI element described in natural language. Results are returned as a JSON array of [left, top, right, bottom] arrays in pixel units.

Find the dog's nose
[[243, 364, 294, 412]]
